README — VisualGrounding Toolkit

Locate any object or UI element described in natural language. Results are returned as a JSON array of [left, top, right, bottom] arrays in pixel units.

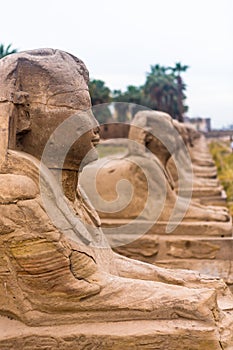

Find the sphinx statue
[[184, 125, 218, 178], [82, 111, 230, 227], [0, 49, 233, 349], [80, 110, 233, 293], [181, 124, 216, 165], [168, 120, 224, 199]]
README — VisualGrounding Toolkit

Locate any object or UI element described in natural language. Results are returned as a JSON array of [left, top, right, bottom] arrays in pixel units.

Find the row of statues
[[82, 111, 230, 224], [81, 109, 233, 291], [0, 49, 233, 349]]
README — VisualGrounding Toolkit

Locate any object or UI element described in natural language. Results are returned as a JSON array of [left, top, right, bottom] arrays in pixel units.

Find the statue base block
[[0, 316, 228, 350]]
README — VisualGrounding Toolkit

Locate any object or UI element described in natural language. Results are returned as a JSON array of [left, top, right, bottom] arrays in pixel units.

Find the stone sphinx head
[[184, 124, 201, 147], [128, 110, 182, 165], [0, 48, 99, 171], [172, 120, 190, 145]]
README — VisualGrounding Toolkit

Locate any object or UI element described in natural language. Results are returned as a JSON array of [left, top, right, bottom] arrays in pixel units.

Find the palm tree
[[144, 64, 175, 112], [169, 62, 189, 76], [0, 43, 17, 59], [168, 62, 189, 122]]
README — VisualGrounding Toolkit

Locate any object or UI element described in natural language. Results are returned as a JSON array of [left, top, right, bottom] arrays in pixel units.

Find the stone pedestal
[[103, 220, 233, 291], [0, 316, 231, 350]]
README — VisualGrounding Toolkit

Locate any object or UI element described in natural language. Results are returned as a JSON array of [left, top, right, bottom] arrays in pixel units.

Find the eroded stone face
[[129, 111, 179, 158], [0, 49, 99, 171]]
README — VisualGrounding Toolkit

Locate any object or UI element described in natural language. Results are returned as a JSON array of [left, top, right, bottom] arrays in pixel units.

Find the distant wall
[[99, 121, 233, 140], [184, 117, 211, 132], [205, 130, 233, 138], [100, 123, 130, 139]]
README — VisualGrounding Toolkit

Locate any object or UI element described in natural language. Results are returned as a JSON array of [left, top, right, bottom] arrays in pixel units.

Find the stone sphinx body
[[168, 120, 223, 199], [184, 124, 216, 167], [181, 123, 218, 176], [80, 110, 233, 295], [0, 49, 233, 348], [180, 124, 214, 167], [83, 111, 230, 227]]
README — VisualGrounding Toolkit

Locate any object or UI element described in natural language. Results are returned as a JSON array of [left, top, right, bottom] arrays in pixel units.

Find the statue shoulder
[[0, 173, 38, 204]]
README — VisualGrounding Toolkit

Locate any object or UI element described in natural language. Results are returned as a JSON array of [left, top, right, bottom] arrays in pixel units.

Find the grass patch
[[96, 145, 127, 158], [209, 140, 233, 216]]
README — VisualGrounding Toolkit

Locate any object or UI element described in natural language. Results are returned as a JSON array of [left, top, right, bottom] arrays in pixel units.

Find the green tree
[[0, 43, 17, 59], [89, 79, 111, 105], [167, 62, 189, 122], [144, 63, 189, 121], [89, 62, 189, 123], [88, 79, 112, 124], [113, 85, 145, 121], [144, 64, 177, 114]]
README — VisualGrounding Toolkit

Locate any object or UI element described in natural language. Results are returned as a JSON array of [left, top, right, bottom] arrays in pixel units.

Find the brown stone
[[0, 49, 233, 348], [81, 111, 231, 230], [80, 111, 233, 292]]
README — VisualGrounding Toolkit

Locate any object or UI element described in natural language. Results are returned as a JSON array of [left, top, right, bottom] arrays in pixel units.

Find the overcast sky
[[1, 0, 232, 128]]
